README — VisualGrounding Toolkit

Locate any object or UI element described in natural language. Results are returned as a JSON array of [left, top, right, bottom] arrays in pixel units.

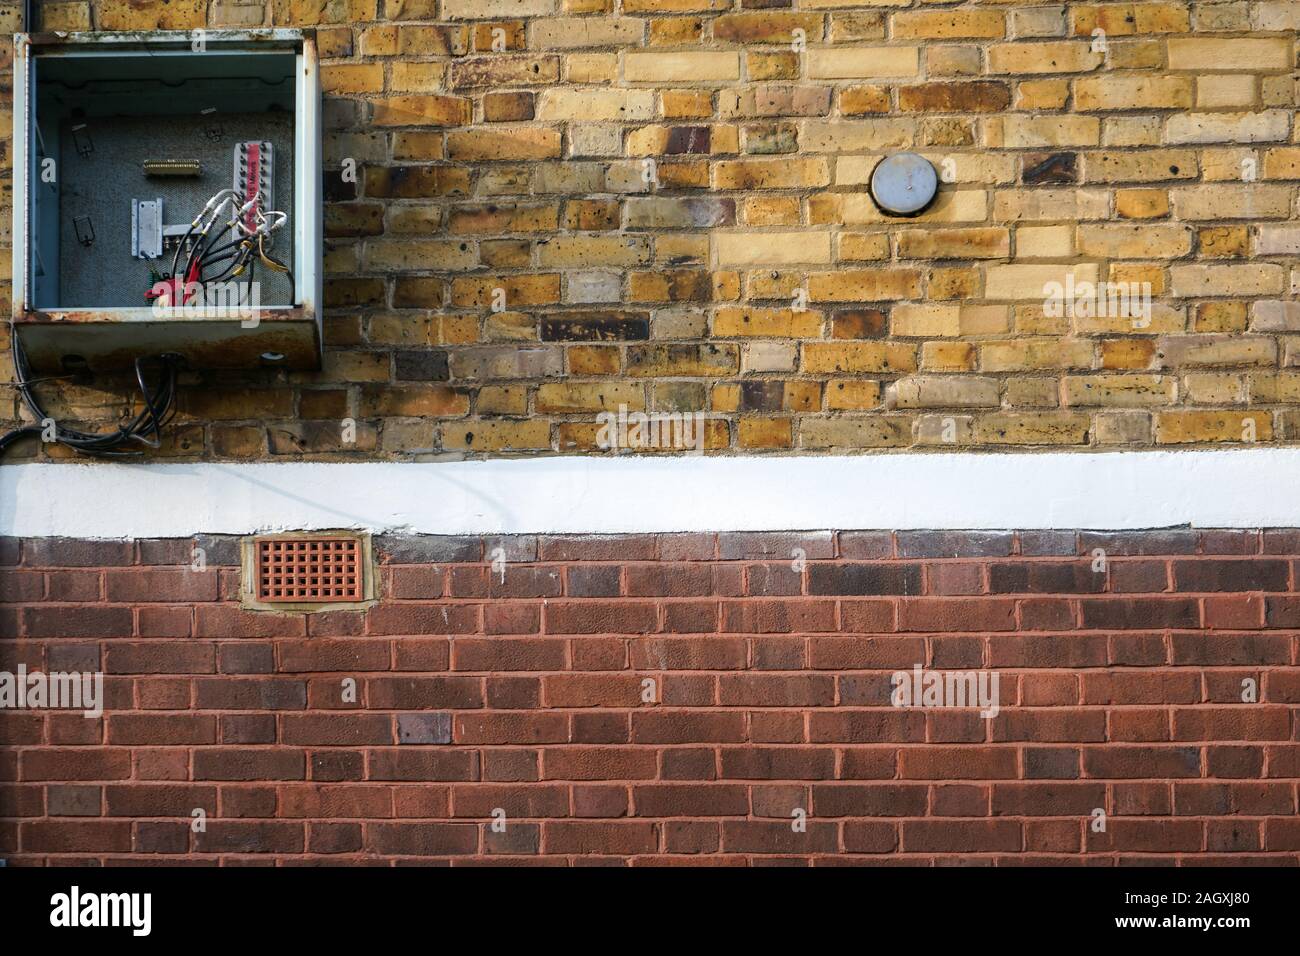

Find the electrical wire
[[1, 179, 289, 458], [150, 186, 294, 308], [0, 322, 183, 458]]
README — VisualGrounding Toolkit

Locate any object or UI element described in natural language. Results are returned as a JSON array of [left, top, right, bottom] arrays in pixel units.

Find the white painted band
[[1, 449, 1296, 538]]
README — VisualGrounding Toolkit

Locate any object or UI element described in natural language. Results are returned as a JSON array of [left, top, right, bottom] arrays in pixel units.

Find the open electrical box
[[10, 30, 322, 372]]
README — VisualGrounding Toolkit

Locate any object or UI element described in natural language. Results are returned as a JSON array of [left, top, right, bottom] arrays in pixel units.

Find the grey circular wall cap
[[869, 152, 939, 216]]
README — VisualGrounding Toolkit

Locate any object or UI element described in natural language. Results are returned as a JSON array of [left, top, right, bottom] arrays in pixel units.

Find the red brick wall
[[2, 529, 1299, 864]]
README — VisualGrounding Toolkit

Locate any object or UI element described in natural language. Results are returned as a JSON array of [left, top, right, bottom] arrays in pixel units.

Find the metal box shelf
[[10, 30, 322, 372]]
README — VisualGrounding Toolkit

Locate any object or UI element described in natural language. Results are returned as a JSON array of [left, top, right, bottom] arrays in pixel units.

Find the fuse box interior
[[11, 31, 321, 372]]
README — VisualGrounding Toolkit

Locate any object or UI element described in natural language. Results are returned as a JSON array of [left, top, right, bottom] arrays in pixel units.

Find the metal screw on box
[[869, 152, 939, 217]]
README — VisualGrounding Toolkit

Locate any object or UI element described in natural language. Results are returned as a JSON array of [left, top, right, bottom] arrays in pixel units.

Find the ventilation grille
[[256, 536, 363, 603]]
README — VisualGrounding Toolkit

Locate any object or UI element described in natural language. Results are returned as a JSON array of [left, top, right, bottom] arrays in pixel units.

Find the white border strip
[[2, 450, 1299, 538]]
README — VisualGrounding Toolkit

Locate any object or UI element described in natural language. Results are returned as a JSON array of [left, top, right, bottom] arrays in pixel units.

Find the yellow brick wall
[[4, 1, 1300, 459]]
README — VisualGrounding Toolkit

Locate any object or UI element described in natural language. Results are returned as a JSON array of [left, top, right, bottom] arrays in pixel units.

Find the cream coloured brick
[[799, 417, 913, 449], [1200, 148, 1259, 183], [652, 311, 709, 340], [1094, 411, 1153, 445], [1077, 224, 1193, 259], [801, 120, 914, 153], [1254, 2, 1300, 29], [565, 272, 622, 305], [1154, 335, 1277, 369], [536, 89, 657, 121], [566, 53, 618, 84], [1004, 377, 1059, 408], [1063, 375, 1175, 407], [536, 382, 645, 413], [1167, 38, 1292, 71], [1249, 370, 1300, 401], [891, 304, 1009, 337], [1170, 185, 1293, 220], [533, 17, 644, 48], [1074, 75, 1192, 111], [988, 114, 1099, 148], [985, 263, 1099, 300], [1014, 225, 1074, 258], [1182, 373, 1244, 405], [971, 412, 1091, 445], [1251, 301, 1300, 332], [1081, 149, 1197, 183], [888, 376, 1000, 409], [993, 188, 1110, 222], [980, 339, 1095, 372], [1072, 304, 1186, 337], [1169, 264, 1286, 297], [719, 86, 833, 119], [537, 236, 652, 268], [715, 232, 833, 267], [625, 51, 741, 83], [927, 46, 982, 77], [1009, 6, 1066, 38], [1197, 75, 1258, 109], [914, 414, 974, 445], [1166, 111, 1290, 145], [892, 10, 1005, 39], [625, 197, 736, 230], [987, 41, 1102, 74], [363, 240, 478, 272], [914, 152, 1017, 186], [1256, 226, 1300, 255], [1101, 116, 1164, 148], [739, 342, 797, 374], [807, 47, 920, 79], [569, 125, 623, 158]]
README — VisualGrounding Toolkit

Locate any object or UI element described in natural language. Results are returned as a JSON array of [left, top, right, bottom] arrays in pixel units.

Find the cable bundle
[[0, 327, 182, 457], [147, 187, 294, 307]]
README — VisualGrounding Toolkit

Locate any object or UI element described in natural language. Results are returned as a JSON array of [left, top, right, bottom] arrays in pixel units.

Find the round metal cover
[[869, 152, 939, 216]]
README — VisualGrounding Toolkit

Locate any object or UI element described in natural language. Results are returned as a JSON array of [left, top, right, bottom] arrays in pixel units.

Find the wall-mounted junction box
[[11, 30, 322, 372]]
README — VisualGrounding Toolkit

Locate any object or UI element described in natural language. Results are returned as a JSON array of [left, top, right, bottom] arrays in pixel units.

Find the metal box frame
[[10, 30, 322, 372]]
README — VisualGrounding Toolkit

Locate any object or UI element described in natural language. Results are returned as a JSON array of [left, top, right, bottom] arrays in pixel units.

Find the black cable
[[0, 323, 183, 458], [0, 425, 40, 455]]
